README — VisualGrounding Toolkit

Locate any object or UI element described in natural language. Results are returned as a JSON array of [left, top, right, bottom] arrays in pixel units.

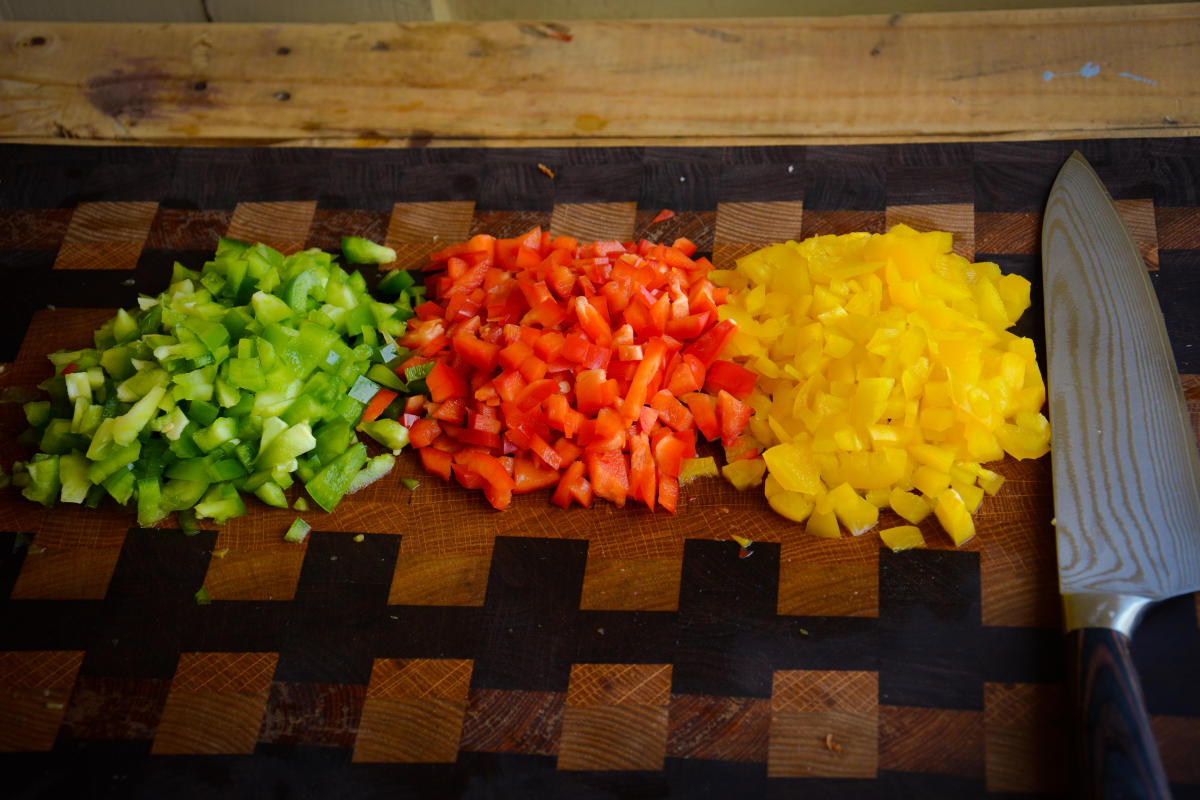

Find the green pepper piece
[[216, 236, 250, 259], [207, 458, 248, 483], [312, 419, 354, 467], [344, 304, 375, 338], [170, 365, 216, 403], [102, 468, 136, 505], [137, 303, 163, 337], [304, 442, 368, 512], [111, 307, 140, 344], [342, 236, 396, 265], [40, 418, 87, 455], [365, 363, 406, 393], [192, 417, 237, 453], [86, 441, 142, 484], [255, 422, 316, 470], [99, 344, 136, 382], [188, 399, 220, 428], [112, 384, 166, 447], [347, 453, 396, 494], [21, 455, 60, 507], [359, 420, 410, 453], [166, 457, 212, 483], [136, 477, 165, 527], [179, 508, 201, 536], [23, 400, 51, 428], [194, 482, 246, 524], [282, 266, 327, 315], [57, 452, 90, 504], [253, 481, 288, 509], [283, 517, 311, 543], [251, 289, 293, 325], [280, 394, 328, 427], [376, 268, 415, 296], [160, 478, 209, 512], [331, 393, 367, 425]]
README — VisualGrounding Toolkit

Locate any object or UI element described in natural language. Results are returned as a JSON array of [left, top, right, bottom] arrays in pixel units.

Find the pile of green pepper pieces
[[12, 235, 425, 529]]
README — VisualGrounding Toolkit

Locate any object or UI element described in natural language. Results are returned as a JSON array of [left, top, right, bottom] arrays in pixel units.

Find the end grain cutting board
[[1, 139, 1198, 798]]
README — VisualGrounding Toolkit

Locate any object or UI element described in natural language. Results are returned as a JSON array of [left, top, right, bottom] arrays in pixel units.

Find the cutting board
[[1, 140, 1198, 798]]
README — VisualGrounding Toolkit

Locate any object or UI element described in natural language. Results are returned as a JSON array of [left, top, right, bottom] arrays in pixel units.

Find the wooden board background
[[2, 6, 1198, 147], [1, 139, 1198, 798]]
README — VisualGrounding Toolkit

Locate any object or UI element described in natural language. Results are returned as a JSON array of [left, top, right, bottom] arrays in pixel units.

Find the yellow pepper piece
[[827, 482, 879, 536], [888, 487, 933, 524], [678, 456, 719, 485], [879, 525, 926, 552], [722, 458, 767, 491], [934, 488, 976, 546], [762, 442, 823, 495], [805, 505, 841, 539]]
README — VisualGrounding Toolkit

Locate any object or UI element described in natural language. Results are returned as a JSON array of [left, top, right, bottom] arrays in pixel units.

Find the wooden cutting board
[[1, 139, 1198, 797]]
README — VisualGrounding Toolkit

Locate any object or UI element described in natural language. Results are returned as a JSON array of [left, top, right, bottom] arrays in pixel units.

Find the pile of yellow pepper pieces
[[710, 224, 1051, 549]]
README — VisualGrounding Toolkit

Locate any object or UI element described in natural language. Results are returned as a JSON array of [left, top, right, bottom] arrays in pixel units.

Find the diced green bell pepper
[[342, 236, 396, 265], [304, 442, 368, 512]]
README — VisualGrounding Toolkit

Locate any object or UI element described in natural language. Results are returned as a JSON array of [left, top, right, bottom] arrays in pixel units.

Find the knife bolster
[[1063, 593, 1154, 637]]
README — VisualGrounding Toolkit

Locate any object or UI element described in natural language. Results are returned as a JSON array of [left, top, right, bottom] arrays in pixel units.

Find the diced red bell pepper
[[650, 390, 694, 432], [705, 359, 757, 399], [628, 433, 656, 511], [716, 389, 752, 446], [513, 453, 561, 494], [585, 450, 629, 508], [682, 319, 737, 368], [651, 432, 689, 478], [621, 337, 668, 422], [427, 362, 468, 403], [419, 447, 453, 482], [499, 340, 534, 372], [409, 418, 442, 448], [573, 296, 612, 346], [431, 396, 467, 426], [665, 353, 706, 396], [549, 460, 587, 508], [454, 449, 517, 510], [683, 392, 720, 441], [453, 330, 502, 372], [657, 473, 678, 514]]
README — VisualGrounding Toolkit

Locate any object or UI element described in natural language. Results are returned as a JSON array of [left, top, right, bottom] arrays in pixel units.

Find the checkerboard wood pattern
[[1, 140, 1198, 798]]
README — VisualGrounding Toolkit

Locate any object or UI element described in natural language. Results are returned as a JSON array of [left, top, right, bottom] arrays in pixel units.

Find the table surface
[[2, 6, 1200, 800], [0, 3, 1198, 147]]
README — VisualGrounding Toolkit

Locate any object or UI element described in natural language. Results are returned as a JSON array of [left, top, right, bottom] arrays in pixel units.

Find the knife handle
[[1068, 627, 1172, 799]]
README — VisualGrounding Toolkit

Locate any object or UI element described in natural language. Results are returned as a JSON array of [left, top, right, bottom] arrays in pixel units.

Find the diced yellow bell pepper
[[722, 458, 767, 490], [889, 487, 933, 524], [678, 456, 719, 485], [827, 482, 879, 536], [934, 488, 976, 546], [762, 442, 823, 494], [805, 505, 841, 539], [717, 224, 1050, 546], [769, 488, 817, 524], [879, 525, 926, 552]]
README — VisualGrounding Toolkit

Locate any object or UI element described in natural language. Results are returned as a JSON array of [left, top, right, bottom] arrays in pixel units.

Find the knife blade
[[1043, 151, 1200, 799]]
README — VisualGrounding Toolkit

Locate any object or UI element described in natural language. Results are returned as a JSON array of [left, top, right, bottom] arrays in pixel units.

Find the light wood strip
[[0, 7, 1196, 146]]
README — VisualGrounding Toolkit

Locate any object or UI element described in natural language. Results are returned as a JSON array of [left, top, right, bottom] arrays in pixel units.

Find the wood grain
[[1069, 628, 1171, 800], [0, 6, 1196, 146]]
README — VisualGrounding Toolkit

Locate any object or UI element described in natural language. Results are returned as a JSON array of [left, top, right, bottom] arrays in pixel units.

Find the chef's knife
[[1043, 151, 1200, 799]]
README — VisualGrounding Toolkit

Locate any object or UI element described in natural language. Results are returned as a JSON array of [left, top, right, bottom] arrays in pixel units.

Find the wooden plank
[[1, 4, 1197, 146]]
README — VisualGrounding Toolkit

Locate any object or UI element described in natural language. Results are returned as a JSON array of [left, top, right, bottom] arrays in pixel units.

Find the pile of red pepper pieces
[[395, 227, 756, 511]]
